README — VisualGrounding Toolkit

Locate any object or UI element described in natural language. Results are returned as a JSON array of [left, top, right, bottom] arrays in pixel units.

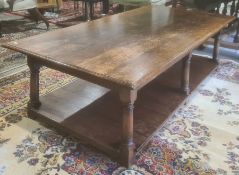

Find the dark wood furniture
[[27, 8, 50, 28], [2, 5, 234, 167], [0, 0, 58, 35], [74, 0, 109, 20], [0, 8, 49, 37], [29, 0, 60, 28]]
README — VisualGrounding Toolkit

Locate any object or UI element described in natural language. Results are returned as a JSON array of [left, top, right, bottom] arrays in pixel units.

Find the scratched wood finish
[[2, 5, 234, 90]]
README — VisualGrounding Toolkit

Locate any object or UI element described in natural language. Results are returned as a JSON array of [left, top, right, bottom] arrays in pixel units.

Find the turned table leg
[[27, 57, 41, 111], [181, 52, 192, 96], [119, 89, 137, 168], [213, 32, 221, 64], [0, 22, 2, 37]]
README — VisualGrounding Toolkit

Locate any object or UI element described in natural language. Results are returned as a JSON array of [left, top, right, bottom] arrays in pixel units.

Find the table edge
[[1, 10, 236, 90]]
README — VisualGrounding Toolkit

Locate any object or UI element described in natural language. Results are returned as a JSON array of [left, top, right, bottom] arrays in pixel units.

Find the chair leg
[[7, 0, 14, 11], [28, 9, 38, 23], [84, 1, 88, 20], [236, 0, 239, 16], [231, 0, 236, 16], [34, 8, 49, 29], [0, 22, 2, 37], [56, 0, 60, 12], [172, 0, 177, 8], [234, 19, 239, 43], [216, 3, 221, 14], [223, 1, 228, 15], [29, 8, 49, 29], [102, 0, 109, 14], [234, 1, 239, 43], [90, 2, 93, 19]]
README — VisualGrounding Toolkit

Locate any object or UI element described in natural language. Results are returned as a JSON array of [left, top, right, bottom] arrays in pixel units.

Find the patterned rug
[[0, 58, 239, 175], [0, 18, 59, 78]]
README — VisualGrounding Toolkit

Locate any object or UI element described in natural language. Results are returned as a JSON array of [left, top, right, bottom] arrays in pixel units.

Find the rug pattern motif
[[0, 19, 58, 78], [0, 60, 239, 175]]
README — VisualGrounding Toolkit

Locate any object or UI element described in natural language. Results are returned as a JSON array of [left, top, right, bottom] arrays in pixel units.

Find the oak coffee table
[[2, 5, 235, 167]]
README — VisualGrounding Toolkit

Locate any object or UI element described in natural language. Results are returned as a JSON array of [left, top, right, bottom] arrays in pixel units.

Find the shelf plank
[[36, 79, 110, 123], [29, 56, 216, 160]]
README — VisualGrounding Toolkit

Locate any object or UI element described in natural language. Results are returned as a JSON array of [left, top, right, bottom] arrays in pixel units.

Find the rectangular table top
[[2, 5, 235, 90]]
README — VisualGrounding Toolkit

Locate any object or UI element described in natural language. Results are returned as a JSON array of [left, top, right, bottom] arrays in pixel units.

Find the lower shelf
[[29, 56, 216, 162]]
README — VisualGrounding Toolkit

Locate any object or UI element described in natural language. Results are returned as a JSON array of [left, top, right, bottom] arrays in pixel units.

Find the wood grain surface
[[2, 5, 235, 90]]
